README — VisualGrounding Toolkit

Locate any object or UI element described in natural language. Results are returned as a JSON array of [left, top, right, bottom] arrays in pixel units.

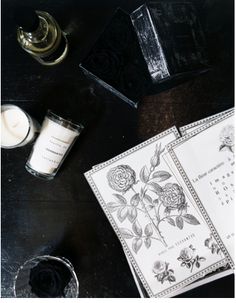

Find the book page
[[85, 127, 226, 297], [168, 111, 234, 267], [179, 108, 233, 136]]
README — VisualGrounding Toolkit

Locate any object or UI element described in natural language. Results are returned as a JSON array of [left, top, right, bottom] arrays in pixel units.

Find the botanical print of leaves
[[140, 166, 149, 183], [120, 228, 134, 239], [144, 237, 151, 249], [182, 214, 200, 225], [132, 220, 142, 237], [119, 221, 155, 254], [106, 143, 201, 254], [152, 171, 172, 182], [144, 223, 153, 237], [148, 182, 163, 194], [127, 207, 137, 223], [166, 217, 175, 226], [132, 238, 143, 254], [130, 193, 140, 206], [176, 216, 184, 230], [117, 206, 128, 223]]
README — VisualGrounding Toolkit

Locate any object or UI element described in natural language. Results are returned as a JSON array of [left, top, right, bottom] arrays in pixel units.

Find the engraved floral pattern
[[106, 144, 201, 253], [177, 245, 206, 272], [83, 48, 122, 79], [159, 183, 187, 211], [204, 234, 222, 255], [107, 165, 136, 193], [219, 125, 234, 153], [153, 261, 176, 284]]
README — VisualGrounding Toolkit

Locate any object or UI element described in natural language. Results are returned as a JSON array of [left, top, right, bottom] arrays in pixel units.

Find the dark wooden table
[[1, 0, 234, 298]]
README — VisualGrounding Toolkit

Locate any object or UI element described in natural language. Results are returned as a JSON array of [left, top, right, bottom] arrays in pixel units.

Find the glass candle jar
[[25, 110, 83, 180], [13, 255, 79, 298], [1, 104, 40, 149]]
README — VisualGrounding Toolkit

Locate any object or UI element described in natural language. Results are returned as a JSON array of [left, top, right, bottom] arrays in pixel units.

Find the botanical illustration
[[204, 234, 222, 255], [106, 143, 200, 253], [177, 245, 206, 272], [153, 261, 176, 284], [219, 124, 234, 153]]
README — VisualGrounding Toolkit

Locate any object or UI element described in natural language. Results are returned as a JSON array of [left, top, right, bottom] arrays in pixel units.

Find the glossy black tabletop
[[1, 0, 234, 298]]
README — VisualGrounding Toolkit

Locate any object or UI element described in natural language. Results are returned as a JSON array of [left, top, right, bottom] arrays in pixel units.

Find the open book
[[85, 108, 234, 297]]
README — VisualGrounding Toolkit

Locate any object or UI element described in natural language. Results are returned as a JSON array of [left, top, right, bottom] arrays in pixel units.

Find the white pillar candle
[[1, 105, 39, 148]]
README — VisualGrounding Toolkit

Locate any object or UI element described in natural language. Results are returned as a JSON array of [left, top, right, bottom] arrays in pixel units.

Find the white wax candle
[[27, 117, 79, 174], [1, 106, 37, 148]]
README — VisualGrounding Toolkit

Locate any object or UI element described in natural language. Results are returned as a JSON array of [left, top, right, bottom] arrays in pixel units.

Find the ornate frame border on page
[[85, 127, 227, 297], [179, 108, 233, 136], [167, 111, 234, 269]]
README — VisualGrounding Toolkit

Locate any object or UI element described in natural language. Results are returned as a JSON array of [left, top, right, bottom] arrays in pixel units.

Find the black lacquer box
[[80, 1, 209, 108]]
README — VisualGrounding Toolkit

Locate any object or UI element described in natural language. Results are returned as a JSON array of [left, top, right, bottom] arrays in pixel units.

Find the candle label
[[28, 118, 78, 174]]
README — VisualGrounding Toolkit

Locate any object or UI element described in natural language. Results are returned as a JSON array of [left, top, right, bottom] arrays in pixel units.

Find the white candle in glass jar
[[1, 105, 39, 148], [25, 110, 84, 179]]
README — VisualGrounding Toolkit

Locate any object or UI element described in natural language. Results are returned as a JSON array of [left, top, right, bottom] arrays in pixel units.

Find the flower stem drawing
[[106, 144, 201, 254], [131, 184, 168, 247]]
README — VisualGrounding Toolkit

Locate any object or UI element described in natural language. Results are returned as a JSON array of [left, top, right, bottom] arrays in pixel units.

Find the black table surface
[[1, 0, 234, 298]]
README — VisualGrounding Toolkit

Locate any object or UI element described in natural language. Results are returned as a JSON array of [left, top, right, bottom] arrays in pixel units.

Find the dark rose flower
[[29, 260, 71, 298], [83, 48, 122, 80], [158, 183, 186, 210], [107, 165, 136, 193], [102, 14, 132, 53], [179, 246, 195, 262], [219, 125, 234, 152]]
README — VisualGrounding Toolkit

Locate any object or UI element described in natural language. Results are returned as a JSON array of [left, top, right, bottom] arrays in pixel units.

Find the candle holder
[[13, 255, 79, 298], [25, 110, 84, 180], [1, 104, 40, 149]]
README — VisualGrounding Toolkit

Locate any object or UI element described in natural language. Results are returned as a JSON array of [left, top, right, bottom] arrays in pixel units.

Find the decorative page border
[[179, 108, 234, 136], [167, 110, 234, 269], [87, 127, 179, 174], [85, 127, 227, 297]]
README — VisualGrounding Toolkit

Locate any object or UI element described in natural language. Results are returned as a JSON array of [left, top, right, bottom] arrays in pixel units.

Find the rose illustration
[[219, 125, 234, 153], [29, 260, 71, 298], [107, 143, 202, 253], [158, 183, 186, 210], [83, 48, 122, 80], [204, 234, 221, 255], [179, 246, 195, 262], [177, 245, 205, 272], [153, 261, 166, 274], [107, 165, 136, 193], [153, 261, 176, 284]]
